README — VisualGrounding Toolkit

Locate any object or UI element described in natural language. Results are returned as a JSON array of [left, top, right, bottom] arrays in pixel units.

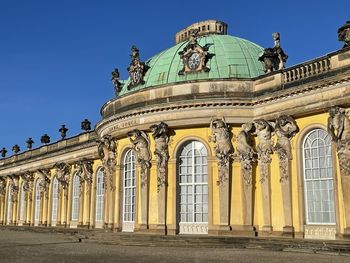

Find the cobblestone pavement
[[0, 230, 349, 263]]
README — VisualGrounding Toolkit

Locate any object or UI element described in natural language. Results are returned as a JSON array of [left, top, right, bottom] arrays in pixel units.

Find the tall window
[[71, 174, 80, 221], [51, 177, 59, 223], [303, 129, 336, 224], [34, 181, 41, 223], [7, 186, 12, 224], [178, 141, 208, 224], [19, 183, 25, 222], [95, 168, 105, 222], [123, 149, 136, 223]]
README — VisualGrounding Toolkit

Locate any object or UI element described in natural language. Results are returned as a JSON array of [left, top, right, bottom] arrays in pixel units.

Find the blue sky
[[0, 0, 349, 156]]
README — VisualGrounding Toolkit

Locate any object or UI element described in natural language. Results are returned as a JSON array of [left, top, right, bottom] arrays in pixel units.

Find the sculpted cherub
[[274, 115, 298, 160], [150, 122, 169, 172], [236, 122, 256, 184], [209, 117, 234, 167], [253, 119, 274, 163], [53, 163, 71, 190], [97, 135, 117, 170], [127, 129, 151, 167]]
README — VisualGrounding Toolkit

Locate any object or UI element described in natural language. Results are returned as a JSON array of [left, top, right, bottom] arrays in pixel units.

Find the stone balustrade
[[283, 56, 331, 83]]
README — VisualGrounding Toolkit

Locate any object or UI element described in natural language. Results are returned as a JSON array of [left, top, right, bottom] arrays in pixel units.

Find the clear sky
[[0, 0, 349, 156]]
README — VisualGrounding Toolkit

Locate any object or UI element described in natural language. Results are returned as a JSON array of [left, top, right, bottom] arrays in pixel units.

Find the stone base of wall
[[304, 225, 336, 240], [230, 225, 256, 237]]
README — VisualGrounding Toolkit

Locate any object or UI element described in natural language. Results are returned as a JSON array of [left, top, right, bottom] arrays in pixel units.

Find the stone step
[[1, 226, 350, 255]]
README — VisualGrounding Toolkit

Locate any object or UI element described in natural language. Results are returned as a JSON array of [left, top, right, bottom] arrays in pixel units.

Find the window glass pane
[[95, 168, 105, 222], [123, 149, 136, 222], [178, 141, 208, 224], [303, 129, 335, 224]]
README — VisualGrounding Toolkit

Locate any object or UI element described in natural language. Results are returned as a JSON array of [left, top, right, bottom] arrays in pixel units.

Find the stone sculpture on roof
[[127, 45, 148, 90], [338, 21, 350, 48], [259, 32, 288, 73]]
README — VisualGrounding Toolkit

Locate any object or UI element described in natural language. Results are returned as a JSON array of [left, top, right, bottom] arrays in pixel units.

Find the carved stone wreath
[[178, 29, 210, 75]]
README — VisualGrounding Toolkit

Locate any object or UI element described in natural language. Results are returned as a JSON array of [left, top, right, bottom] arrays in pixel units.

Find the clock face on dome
[[132, 70, 140, 83], [187, 52, 201, 70]]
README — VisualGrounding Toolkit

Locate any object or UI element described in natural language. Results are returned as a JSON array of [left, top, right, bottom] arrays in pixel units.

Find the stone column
[[0, 196, 4, 225], [96, 136, 117, 229], [78, 182, 84, 226], [0, 178, 6, 224], [280, 160, 294, 235], [127, 129, 152, 232], [150, 122, 170, 234], [258, 160, 272, 233], [9, 176, 19, 225], [56, 186, 62, 225], [39, 194, 44, 225], [53, 162, 71, 227], [85, 180, 92, 227], [113, 164, 121, 231], [103, 175, 111, 229], [274, 115, 298, 236], [63, 188, 69, 226], [138, 165, 149, 230], [45, 189, 50, 226], [234, 122, 256, 236], [208, 118, 233, 234], [254, 119, 274, 234], [20, 172, 34, 225], [241, 166, 254, 228]]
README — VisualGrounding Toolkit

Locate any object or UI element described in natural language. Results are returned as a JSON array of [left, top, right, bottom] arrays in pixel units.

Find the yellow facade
[[1, 20, 350, 241]]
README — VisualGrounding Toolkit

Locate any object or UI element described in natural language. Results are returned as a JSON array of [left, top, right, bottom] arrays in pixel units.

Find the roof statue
[[259, 32, 288, 73], [127, 45, 148, 90], [111, 68, 123, 95], [338, 21, 350, 48]]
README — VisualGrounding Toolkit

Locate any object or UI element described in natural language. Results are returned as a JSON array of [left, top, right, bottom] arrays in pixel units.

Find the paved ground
[[0, 230, 349, 263]]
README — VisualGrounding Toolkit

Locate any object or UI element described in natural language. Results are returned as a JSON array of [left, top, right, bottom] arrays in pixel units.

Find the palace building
[[1, 20, 350, 240]]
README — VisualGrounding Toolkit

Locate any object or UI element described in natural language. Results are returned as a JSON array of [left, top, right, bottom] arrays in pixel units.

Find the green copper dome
[[119, 34, 264, 96]]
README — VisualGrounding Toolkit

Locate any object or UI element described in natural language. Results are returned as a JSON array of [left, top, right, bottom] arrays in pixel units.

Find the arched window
[[95, 168, 105, 223], [178, 140, 208, 234], [19, 182, 25, 222], [71, 174, 80, 221], [34, 181, 41, 224], [122, 149, 136, 232], [303, 129, 336, 224], [7, 185, 12, 224], [51, 177, 59, 224]]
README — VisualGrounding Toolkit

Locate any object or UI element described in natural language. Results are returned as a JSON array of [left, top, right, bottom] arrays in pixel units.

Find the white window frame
[[71, 174, 80, 221], [95, 168, 105, 223], [123, 149, 136, 224], [7, 186, 12, 224], [302, 129, 336, 225], [19, 182, 25, 222], [178, 141, 208, 225], [34, 181, 41, 223], [51, 177, 59, 224]]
